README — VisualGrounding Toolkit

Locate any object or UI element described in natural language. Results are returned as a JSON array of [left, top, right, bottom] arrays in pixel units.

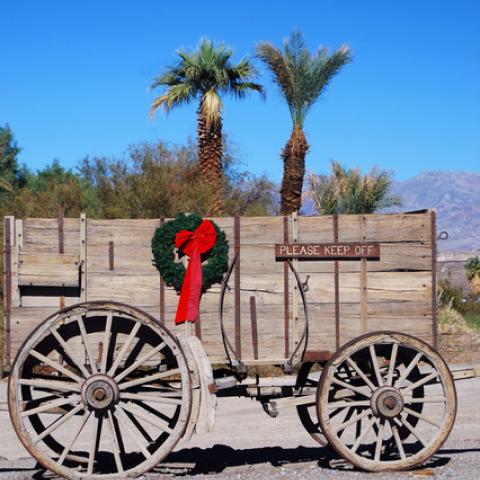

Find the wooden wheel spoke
[[107, 411, 124, 474], [346, 357, 376, 391], [87, 415, 102, 475], [35, 403, 85, 443], [121, 391, 183, 406], [331, 377, 370, 398], [391, 422, 406, 460], [107, 322, 141, 377], [336, 407, 354, 438], [394, 417, 427, 448], [386, 343, 399, 386], [401, 371, 438, 394], [395, 352, 422, 389], [29, 350, 82, 383], [120, 401, 173, 434], [328, 400, 370, 409], [374, 419, 386, 462], [18, 378, 81, 392], [333, 409, 371, 434], [403, 407, 441, 428], [119, 368, 180, 391], [100, 312, 113, 373], [58, 411, 91, 466], [21, 394, 79, 417], [351, 415, 377, 453], [115, 405, 152, 459], [369, 345, 384, 387], [114, 342, 166, 383], [404, 395, 446, 404], [76, 315, 98, 374], [50, 328, 90, 378]]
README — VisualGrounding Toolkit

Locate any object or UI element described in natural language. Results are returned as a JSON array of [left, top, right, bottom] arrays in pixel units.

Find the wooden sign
[[275, 242, 380, 261]]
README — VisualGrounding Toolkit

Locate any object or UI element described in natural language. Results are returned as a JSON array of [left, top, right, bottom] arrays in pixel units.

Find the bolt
[[93, 387, 107, 402], [384, 396, 397, 410]]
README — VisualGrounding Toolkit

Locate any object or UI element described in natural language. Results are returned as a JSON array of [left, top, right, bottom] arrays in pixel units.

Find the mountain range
[[389, 171, 479, 251], [302, 171, 479, 252]]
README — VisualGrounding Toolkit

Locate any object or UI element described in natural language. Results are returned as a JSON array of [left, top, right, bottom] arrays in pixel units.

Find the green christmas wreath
[[151, 213, 229, 294]]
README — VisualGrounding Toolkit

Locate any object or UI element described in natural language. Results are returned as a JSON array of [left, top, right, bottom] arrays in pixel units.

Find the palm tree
[[307, 161, 401, 214], [257, 31, 351, 214], [150, 38, 264, 214]]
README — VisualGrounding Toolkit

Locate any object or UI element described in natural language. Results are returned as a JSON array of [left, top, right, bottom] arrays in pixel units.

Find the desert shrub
[[438, 279, 465, 313], [438, 305, 471, 334]]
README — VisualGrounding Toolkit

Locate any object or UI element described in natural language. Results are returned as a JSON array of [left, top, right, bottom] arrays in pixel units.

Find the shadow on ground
[[0, 444, 466, 478]]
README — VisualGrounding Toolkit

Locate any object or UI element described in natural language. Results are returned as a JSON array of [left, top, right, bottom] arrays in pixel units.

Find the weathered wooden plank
[[295, 242, 431, 273], [338, 213, 431, 243], [18, 253, 80, 287], [20, 296, 82, 308]]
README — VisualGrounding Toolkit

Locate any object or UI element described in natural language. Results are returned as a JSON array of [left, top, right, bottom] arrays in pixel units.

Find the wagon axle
[[81, 374, 119, 411], [371, 387, 404, 419]]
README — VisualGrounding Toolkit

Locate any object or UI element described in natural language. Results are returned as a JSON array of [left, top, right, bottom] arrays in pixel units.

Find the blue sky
[[1, 0, 479, 181]]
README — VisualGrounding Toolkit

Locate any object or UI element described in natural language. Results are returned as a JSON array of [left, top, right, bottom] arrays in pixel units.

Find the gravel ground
[[1, 371, 479, 479]]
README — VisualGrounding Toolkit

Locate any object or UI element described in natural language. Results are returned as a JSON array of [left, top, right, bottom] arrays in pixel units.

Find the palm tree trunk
[[280, 126, 309, 214], [197, 101, 223, 215]]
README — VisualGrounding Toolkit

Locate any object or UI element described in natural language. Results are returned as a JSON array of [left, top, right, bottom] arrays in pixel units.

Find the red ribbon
[[174, 219, 216, 324]]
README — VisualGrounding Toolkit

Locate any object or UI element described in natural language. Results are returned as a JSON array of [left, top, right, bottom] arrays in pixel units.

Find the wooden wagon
[[2, 210, 470, 478]]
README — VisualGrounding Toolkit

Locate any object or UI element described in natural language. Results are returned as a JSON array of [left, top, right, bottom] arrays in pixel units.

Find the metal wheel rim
[[8, 301, 191, 479], [316, 331, 457, 472]]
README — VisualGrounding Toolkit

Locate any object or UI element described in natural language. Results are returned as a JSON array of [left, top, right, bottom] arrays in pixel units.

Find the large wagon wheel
[[295, 362, 328, 446], [317, 332, 456, 472], [8, 302, 191, 479]]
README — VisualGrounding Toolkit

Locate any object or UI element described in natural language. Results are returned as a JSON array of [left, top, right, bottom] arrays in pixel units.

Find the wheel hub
[[371, 386, 404, 418], [81, 374, 119, 411]]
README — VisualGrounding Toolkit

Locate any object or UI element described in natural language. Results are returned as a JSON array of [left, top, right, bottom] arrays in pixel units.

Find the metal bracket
[[437, 231, 448, 241]]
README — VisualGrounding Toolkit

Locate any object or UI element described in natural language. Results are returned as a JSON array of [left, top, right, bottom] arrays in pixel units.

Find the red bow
[[174, 219, 216, 324]]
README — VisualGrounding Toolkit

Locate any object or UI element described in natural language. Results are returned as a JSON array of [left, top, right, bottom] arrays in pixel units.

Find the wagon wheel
[[317, 332, 456, 472], [295, 362, 327, 446], [8, 301, 191, 479]]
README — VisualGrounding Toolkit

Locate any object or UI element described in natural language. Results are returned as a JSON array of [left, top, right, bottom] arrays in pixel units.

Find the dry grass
[[438, 305, 473, 334]]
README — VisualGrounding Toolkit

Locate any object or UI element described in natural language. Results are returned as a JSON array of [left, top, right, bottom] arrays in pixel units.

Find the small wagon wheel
[[295, 362, 327, 446], [8, 301, 191, 479], [317, 332, 456, 472]]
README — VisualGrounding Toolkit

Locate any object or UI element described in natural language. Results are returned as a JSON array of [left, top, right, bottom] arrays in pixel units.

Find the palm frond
[[307, 161, 400, 215], [150, 37, 263, 118], [149, 83, 194, 117], [257, 31, 352, 127]]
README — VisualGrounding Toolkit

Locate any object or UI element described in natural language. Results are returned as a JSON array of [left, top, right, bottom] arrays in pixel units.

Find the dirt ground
[[1, 371, 480, 479]]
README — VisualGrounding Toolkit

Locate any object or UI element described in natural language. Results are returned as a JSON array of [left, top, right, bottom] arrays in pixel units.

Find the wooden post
[[360, 216, 368, 334], [80, 213, 87, 301], [283, 216, 290, 358], [3, 216, 14, 371], [234, 215, 241, 359], [58, 210, 64, 254], [13, 219, 23, 308], [108, 241, 115, 271], [291, 212, 299, 352], [333, 214, 340, 349], [431, 210, 438, 349], [159, 217, 165, 325]]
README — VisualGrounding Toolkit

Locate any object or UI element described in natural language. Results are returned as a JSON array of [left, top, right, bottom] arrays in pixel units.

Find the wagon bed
[[3, 210, 437, 370]]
